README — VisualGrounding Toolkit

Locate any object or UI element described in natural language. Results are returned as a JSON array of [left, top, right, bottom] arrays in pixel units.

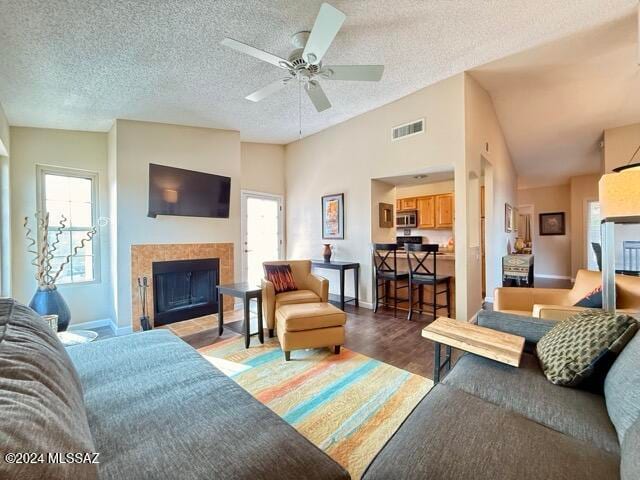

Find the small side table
[[422, 317, 525, 383], [217, 283, 264, 349], [58, 330, 98, 347], [311, 260, 360, 311]]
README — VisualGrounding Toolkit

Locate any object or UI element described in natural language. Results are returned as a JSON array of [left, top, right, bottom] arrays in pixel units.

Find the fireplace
[[152, 258, 219, 326]]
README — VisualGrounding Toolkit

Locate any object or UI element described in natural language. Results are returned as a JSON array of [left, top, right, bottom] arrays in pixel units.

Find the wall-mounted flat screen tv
[[148, 163, 231, 218]]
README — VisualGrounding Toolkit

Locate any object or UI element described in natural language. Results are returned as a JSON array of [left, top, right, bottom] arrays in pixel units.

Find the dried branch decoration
[[24, 212, 97, 288]]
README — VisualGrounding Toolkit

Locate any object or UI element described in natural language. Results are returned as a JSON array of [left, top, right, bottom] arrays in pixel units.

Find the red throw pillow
[[264, 264, 298, 294]]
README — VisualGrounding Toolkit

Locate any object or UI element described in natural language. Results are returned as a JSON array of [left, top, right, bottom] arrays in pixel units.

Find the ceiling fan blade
[[246, 78, 292, 102], [305, 81, 331, 112], [221, 38, 290, 69], [302, 3, 346, 65], [323, 65, 384, 81]]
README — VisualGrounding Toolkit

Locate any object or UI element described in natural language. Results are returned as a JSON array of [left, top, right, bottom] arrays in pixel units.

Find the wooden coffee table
[[422, 317, 525, 383]]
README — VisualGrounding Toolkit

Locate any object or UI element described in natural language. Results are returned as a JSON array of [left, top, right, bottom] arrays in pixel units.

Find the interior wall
[[396, 180, 454, 198], [0, 102, 10, 297], [603, 122, 640, 172], [517, 184, 572, 278], [111, 120, 242, 328], [570, 173, 599, 276], [9, 127, 113, 325], [240, 142, 286, 195], [370, 180, 396, 244], [285, 74, 468, 315], [464, 73, 518, 307]]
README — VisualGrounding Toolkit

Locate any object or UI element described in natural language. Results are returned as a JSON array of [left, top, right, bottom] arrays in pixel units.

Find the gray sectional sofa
[[3, 299, 639, 480], [0, 298, 350, 480], [362, 310, 640, 480]]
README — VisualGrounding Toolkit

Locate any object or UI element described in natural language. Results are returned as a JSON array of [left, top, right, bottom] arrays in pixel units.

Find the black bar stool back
[[405, 243, 452, 321], [372, 243, 409, 316]]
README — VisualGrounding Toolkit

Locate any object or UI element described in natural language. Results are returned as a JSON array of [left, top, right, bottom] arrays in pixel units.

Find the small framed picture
[[539, 212, 566, 236], [322, 193, 344, 239], [379, 202, 393, 228], [505, 204, 513, 233]]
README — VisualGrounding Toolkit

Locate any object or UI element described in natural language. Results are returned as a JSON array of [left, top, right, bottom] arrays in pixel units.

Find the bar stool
[[405, 243, 452, 321], [372, 243, 409, 317]]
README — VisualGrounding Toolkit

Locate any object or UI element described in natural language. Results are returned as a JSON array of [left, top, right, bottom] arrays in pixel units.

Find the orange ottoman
[[276, 303, 346, 360]]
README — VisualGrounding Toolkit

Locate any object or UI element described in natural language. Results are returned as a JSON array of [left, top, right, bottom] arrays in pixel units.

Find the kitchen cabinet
[[397, 198, 417, 211], [435, 194, 454, 229], [417, 196, 435, 228]]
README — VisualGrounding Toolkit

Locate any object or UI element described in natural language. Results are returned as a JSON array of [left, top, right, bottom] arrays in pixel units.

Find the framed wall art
[[322, 193, 344, 239], [539, 212, 566, 236]]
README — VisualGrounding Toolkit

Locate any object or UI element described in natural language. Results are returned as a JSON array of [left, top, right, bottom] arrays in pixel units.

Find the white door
[[241, 191, 284, 287]]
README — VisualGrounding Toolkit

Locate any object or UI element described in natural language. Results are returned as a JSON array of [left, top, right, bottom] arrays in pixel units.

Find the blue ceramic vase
[[29, 286, 71, 332]]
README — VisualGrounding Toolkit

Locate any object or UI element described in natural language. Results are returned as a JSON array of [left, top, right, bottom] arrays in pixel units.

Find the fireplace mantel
[[130, 243, 234, 331]]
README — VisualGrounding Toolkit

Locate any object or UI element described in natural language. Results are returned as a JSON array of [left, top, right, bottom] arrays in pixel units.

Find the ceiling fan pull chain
[[299, 79, 302, 139]]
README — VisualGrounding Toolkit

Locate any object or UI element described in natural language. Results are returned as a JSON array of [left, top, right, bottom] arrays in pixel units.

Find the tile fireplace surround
[[130, 243, 234, 332]]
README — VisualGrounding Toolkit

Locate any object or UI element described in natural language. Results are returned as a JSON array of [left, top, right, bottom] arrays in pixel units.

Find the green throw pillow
[[536, 310, 638, 387]]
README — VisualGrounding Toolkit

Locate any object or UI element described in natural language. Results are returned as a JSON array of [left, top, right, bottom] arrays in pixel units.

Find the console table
[[217, 283, 264, 348], [311, 260, 360, 311], [422, 317, 525, 383]]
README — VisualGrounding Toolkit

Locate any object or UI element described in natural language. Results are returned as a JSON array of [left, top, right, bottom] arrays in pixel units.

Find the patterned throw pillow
[[574, 285, 603, 308], [536, 310, 638, 386], [264, 264, 298, 294]]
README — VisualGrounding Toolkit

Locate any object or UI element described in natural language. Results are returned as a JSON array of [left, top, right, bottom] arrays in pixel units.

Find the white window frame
[[584, 197, 600, 271], [35, 164, 101, 286]]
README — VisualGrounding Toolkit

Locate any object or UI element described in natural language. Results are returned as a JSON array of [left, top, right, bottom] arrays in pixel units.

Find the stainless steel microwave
[[396, 211, 417, 228]]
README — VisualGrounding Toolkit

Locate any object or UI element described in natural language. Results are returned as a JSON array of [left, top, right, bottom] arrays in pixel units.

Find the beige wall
[[285, 74, 468, 315], [570, 174, 599, 276], [0, 102, 10, 296], [240, 142, 286, 195], [464, 73, 518, 306], [10, 127, 113, 325], [518, 184, 572, 278], [110, 120, 242, 328], [604, 123, 640, 172]]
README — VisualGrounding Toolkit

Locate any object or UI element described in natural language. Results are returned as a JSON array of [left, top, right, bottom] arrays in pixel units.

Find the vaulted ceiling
[[471, 13, 640, 189], [0, 1, 637, 144]]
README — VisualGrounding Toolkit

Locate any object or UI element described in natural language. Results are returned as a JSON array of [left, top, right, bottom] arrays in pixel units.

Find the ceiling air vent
[[392, 119, 424, 141]]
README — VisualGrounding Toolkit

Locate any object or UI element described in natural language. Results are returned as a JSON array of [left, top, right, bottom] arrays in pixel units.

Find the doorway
[[241, 191, 284, 287]]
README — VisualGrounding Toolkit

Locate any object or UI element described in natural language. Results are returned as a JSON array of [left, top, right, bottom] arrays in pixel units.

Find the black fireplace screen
[[152, 258, 219, 326]]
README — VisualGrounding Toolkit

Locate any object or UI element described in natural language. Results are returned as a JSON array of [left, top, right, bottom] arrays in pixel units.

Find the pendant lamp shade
[[598, 164, 640, 222]]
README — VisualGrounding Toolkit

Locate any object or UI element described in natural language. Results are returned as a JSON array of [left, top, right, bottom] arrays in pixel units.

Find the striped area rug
[[198, 336, 432, 479]]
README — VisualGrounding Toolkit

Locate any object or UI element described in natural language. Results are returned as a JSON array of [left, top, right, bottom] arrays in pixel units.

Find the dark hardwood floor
[[180, 304, 455, 380], [94, 276, 574, 381]]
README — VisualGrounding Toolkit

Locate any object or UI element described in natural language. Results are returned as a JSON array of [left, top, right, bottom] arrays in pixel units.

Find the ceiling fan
[[220, 2, 384, 113]]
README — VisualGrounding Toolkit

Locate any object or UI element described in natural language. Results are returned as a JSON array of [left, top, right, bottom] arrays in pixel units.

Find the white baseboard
[[535, 274, 572, 280], [112, 324, 133, 336], [68, 318, 132, 337], [484, 296, 494, 303], [68, 318, 113, 331]]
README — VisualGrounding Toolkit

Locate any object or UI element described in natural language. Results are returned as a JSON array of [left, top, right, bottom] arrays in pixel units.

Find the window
[[37, 166, 99, 284], [586, 200, 601, 271]]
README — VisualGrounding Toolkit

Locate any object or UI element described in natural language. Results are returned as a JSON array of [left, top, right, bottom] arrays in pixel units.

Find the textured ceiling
[[0, 0, 637, 144], [471, 13, 640, 189]]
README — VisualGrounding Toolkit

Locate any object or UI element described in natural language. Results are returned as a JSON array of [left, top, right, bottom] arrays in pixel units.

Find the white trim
[[535, 274, 572, 280], [484, 296, 494, 303], [68, 318, 132, 336], [112, 324, 133, 336], [68, 318, 112, 331], [240, 190, 285, 284], [35, 164, 101, 286]]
